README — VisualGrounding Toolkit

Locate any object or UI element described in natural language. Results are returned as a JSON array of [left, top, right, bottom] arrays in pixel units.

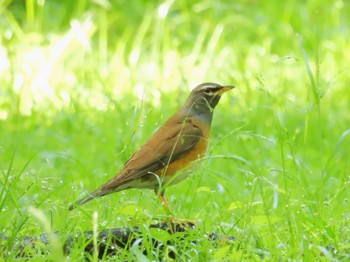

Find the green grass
[[1, 0, 350, 260]]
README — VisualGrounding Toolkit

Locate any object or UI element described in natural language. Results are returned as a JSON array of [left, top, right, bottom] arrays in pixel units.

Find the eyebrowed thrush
[[69, 83, 234, 212]]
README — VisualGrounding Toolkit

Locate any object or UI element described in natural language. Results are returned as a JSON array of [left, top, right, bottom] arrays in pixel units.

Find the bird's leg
[[155, 189, 173, 214], [154, 189, 196, 229]]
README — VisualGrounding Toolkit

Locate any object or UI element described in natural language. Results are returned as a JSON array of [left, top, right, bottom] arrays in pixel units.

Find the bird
[[69, 82, 234, 212]]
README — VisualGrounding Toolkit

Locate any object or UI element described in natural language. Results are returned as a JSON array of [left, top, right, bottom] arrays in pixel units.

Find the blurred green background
[[1, 0, 350, 260]]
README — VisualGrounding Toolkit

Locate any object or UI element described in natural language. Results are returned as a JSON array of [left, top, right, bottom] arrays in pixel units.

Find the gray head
[[180, 82, 234, 121]]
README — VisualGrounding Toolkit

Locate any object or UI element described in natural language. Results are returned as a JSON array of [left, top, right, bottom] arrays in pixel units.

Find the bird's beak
[[218, 85, 235, 95]]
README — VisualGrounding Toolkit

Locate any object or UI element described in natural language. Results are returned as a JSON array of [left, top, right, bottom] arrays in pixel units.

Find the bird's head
[[181, 82, 234, 118]]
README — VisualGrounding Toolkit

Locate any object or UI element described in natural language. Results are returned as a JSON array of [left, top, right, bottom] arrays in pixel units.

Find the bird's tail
[[68, 188, 103, 211], [69, 179, 125, 210]]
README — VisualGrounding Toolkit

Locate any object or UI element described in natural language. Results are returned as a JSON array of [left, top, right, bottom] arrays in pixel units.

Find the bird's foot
[[165, 217, 196, 233], [169, 217, 196, 226]]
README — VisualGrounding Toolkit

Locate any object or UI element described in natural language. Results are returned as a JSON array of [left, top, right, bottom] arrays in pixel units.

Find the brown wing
[[69, 116, 203, 209], [103, 116, 202, 189]]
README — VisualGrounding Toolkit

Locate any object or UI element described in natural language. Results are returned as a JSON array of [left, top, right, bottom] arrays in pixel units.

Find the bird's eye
[[204, 89, 214, 95]]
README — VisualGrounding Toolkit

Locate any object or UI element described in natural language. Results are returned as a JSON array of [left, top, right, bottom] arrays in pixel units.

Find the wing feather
[[102, 116, 202, 190]]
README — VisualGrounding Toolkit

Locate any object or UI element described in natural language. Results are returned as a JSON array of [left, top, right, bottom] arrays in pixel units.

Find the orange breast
[[161, 120, 210, 185]]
